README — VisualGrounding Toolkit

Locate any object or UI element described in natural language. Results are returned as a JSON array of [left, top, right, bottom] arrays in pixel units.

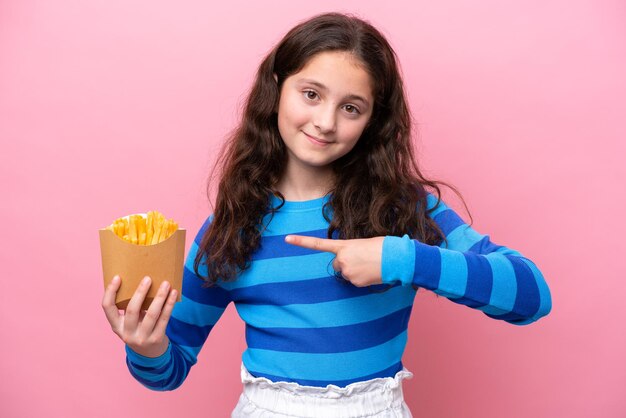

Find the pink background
[[1, 1, 624, 417]]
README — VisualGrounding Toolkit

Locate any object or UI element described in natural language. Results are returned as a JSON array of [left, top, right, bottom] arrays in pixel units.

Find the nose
[[312, 104, 337, 134]]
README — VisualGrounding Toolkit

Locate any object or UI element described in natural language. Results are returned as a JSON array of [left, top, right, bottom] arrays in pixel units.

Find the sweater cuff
[[125, 341, 172, 368], [381, 234, 416, 285]]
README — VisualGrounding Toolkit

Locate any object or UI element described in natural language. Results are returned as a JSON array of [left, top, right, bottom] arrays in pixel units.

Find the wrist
[[381, 234, 415, 285], [126, 337, 171, 364]]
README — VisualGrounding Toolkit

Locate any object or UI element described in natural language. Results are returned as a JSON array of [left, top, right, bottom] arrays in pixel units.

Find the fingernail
[[112, 275, 120, 283], [142, 276, 150, 285], [285, 235, 293, 243]]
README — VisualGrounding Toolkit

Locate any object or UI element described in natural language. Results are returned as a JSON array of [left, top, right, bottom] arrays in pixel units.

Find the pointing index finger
[[285, 235, 342, 254]]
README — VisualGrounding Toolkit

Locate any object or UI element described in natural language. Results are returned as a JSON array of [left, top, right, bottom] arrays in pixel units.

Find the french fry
[[138, 220, 145, 245], [129, 215, 138, 245], [159, 220, 170, 243], [151, 217, 163, 245], [168, 220, 177, 237], [146, 212, 154, 245], [106, 211, 179, 246], [138, 216, 146, 243]]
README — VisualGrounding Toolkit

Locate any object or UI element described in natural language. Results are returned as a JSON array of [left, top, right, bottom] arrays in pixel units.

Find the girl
[[102, 12, 552, 418]]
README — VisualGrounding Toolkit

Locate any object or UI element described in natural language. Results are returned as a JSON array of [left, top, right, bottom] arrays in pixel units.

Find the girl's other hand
[[102, 275, 178, 358], [285, 235, 384, 287]]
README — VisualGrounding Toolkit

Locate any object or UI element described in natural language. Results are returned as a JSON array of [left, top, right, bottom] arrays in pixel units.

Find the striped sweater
[[125, 192, 552, 390]]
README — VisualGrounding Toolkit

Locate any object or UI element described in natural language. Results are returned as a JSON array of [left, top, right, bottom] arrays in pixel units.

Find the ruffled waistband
[[240, 362, 414, 398]]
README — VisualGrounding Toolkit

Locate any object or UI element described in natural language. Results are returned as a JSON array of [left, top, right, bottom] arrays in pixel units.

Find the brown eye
[[304, 90, 318, 100], [344, 105, 360, 115]]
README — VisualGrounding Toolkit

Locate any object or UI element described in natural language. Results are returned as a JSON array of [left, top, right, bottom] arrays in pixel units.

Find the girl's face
[[276, 51, 375, 175]]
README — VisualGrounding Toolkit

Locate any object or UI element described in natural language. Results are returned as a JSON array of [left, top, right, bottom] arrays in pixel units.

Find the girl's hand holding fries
[[102, 274, 178, 358], [100, 210, 183, 357]]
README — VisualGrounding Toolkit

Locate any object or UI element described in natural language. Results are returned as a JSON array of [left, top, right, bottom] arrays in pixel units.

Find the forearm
[[382, 234, 552, 325], [125, 339, 192, 391]]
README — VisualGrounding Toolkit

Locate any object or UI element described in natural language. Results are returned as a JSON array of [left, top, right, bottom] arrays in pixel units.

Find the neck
[[274, 163, 335, 202]]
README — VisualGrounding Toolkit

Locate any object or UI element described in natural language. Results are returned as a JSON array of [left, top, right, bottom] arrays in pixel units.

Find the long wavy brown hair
[[194, 12, 473, 291]]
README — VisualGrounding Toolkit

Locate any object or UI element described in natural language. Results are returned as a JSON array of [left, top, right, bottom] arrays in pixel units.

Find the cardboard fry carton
[[99, 213, 185, 311]]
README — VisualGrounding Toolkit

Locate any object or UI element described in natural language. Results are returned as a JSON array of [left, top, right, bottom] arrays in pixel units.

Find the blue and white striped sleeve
[[381, 193, 552, 325], [125, 214, 233, 390]]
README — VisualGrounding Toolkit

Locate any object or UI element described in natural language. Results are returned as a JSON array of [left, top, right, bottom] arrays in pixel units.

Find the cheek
[[279, 93, 308, 124], [341, 122, 368, 144]]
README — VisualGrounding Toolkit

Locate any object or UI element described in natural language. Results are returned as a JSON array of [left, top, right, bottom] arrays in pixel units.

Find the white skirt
[[231, 362, 414, 418]]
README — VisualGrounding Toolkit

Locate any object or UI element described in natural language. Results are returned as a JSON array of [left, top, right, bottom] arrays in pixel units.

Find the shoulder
[[425, 192, 451, 216], [423, 192, 469, 235], [195, 214, 215, 241]]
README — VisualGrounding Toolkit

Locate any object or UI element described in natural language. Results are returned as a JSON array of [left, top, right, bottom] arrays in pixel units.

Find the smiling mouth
[[303, 132, 332, 144]]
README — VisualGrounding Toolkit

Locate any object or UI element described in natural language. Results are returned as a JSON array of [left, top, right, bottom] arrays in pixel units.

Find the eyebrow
[[297, 78, 371, 107]]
